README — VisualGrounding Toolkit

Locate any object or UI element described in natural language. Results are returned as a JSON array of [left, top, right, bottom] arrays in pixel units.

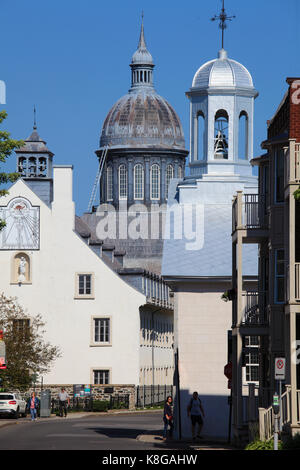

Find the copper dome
[[100, 89, 185, 150]]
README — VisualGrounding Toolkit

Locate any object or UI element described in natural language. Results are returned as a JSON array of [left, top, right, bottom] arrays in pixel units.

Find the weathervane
[[211, 0, 235, 50]]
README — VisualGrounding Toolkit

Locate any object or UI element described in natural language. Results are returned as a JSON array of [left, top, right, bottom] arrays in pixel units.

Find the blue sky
[[1, 0, 299, 214]]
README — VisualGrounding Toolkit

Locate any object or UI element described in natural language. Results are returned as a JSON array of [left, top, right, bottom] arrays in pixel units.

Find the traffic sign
[[275, 357, 286, 380]]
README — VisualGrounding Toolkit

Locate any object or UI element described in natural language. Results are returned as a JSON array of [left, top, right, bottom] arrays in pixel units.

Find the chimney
[[51, 165, 75, 230]]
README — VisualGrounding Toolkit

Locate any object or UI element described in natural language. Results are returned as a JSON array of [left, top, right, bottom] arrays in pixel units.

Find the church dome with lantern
[[96, 19, 188, 209], [100, 22, 185, 151]]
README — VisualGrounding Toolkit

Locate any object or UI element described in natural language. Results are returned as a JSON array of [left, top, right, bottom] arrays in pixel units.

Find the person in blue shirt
[[187, 391, 205, 441], [27, 392, 39, 421]]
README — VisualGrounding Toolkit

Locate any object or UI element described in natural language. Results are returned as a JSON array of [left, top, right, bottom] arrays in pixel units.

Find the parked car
[[0, 392, 27, 418]]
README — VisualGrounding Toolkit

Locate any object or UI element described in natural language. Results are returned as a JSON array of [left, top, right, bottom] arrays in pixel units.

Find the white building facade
[[0, 127, 174, 389], [162, 47, 259, 439]]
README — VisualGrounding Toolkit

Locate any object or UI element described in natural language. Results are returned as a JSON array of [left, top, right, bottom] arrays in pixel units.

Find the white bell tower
[[186, 47, 258, 179], [186, 0, 258, 180]]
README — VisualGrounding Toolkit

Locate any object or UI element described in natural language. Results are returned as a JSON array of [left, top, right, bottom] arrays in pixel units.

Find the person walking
[[162, 395, 174, 441], [27, 392, 39, 421], [58, 388, 70, 417], [187, 391, 205, 441]]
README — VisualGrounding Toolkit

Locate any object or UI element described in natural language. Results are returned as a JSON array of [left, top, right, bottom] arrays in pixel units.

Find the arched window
[[165, 165, 174, 200], [28, 157, 37, 176], [178, 166, 184, 179], [106, 166, 113, 201], [197, 112, 205, 160], [239, 111, 249, 160], [214, 110, 229, 159], [151, 164, 160, 200], [134, 164, 144, 200], [118, 164, 127, 199]]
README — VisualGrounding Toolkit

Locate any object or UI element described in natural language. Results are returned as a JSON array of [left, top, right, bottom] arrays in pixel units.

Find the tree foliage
[[0, 293, 61, 391], [0, 111, 23, 230]]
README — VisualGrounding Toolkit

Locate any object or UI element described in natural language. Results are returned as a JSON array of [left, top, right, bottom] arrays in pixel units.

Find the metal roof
[[192, 49, 254, 90]]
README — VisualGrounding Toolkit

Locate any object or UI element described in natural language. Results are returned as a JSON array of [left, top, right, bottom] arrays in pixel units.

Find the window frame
[[165, 165, 174, 200], [118, 164, 127, 200], [134, 164, 144, 200], [150, 164, 160, 201], [274, 249, 285, 304], [92, 369, 110, 385], [106, 166, 113, 202], [75, 273, 94, 299], [91, 316, 112, 347], [274, 148, 284, 204]]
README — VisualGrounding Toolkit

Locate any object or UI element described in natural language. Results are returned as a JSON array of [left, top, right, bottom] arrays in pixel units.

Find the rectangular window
[[93, 370, 109, 385], [76, 274, 93, 297], [275, 149, 284, 203], [243, 336, 260, 383], [275, 249, 285, 303], [13, 319, 30, 340], [94, 318, 110, 343]]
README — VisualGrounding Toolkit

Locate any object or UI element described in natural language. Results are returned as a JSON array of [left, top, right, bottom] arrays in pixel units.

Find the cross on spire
[[33, 105, 37, 130], [211, 0, 235, 50]]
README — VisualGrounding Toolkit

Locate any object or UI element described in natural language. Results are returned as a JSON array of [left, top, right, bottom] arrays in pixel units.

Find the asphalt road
[[0, 412, 171, 451]]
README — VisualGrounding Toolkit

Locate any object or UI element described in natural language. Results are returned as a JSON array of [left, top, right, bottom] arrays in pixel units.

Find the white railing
[[295, 263, 300, 301], [232, 193, 267, 233], [259, 387, 292, 441], [287, 141, 300, 183], [143, 273, 174, 309], [259, 405, 274, 441]]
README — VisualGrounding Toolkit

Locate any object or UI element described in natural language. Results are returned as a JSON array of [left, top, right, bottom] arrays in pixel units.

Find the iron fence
[[136, 385, 174, 408]]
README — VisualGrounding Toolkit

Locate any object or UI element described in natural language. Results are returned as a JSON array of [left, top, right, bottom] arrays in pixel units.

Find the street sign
[[275, 357, 286, 381]]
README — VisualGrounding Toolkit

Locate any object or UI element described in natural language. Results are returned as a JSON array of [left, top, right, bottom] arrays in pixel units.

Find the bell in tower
[[214, 117, 228, 159]]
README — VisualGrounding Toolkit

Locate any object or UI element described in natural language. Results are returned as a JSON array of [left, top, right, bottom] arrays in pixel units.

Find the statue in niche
[[18, 256, 27, 283]]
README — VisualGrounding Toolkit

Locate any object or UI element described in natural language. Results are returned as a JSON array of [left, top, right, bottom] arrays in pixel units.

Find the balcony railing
[[232, 192, 268, 233], [286, 141, 300, 185], [142, 273, 174, 309], [295, 263, 300, 301], [241, 291, 268, 326]]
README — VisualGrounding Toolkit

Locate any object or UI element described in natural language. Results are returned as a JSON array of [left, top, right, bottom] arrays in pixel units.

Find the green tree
[[0, 111, 23, 230], [0, 294, 61, 391]]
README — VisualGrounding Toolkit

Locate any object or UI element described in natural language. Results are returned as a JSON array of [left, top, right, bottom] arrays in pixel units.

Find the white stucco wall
[[174, 286, 232, 439], [0, 169, 146, 385]]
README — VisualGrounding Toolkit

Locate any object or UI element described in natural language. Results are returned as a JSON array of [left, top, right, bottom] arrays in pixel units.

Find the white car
[[0, 392, 27, 418]]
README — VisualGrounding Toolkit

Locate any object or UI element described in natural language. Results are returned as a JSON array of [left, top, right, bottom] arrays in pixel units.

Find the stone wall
[[26, 384, 136, 410]]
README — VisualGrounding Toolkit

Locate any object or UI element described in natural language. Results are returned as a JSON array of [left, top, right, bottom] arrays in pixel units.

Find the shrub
[[245, 439, 282, 450], [92, 400, 110, 412], [293, 187, 300, 201]]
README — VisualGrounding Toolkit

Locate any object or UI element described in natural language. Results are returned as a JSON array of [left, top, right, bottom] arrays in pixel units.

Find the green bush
[[245, 439, 283, 450], [92, 400, 110, 412]]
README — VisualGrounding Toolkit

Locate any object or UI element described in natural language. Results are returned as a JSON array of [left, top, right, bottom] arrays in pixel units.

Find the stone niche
[[11, 252, 32, 284]]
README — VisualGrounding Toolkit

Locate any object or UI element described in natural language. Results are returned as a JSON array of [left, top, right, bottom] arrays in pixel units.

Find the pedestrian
[[58, 388, 70, 417], [162, 395, 174, 441], [27, 392, 39, 421], [187, 391, 205, 441]]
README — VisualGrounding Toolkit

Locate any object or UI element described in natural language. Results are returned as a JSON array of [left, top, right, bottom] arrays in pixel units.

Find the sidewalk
[[137, 433, 235, 450]]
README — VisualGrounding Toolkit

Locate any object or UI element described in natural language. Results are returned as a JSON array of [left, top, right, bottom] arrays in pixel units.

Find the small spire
[[33, 105, 37, 130], [138, 11, 147, 50]]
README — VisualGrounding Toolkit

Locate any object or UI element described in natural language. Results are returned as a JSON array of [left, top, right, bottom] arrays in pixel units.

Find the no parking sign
[[275, 358, 286, 381]]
